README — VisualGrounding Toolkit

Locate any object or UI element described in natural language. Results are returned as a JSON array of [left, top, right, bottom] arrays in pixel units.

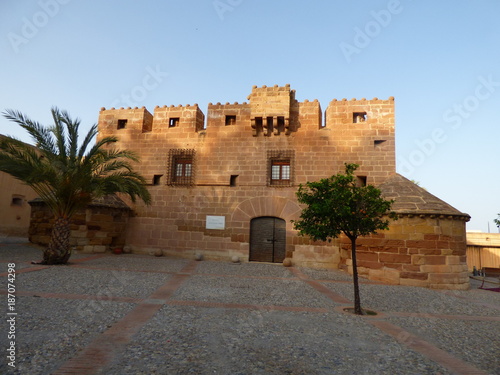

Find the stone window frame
[[169, 117, 180, 127], [168, 149, 196, 186], [267, 150, 295, 187], [117, 119, 128, 129], [225, 115, 237, 126], [353, 112, 367, 123]]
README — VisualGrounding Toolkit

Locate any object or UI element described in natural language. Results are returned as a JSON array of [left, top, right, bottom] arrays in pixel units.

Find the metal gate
[[249, 217, 286, 263]]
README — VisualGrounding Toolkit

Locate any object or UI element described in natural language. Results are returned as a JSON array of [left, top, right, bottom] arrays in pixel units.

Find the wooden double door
[[249, 217, 286, 263]]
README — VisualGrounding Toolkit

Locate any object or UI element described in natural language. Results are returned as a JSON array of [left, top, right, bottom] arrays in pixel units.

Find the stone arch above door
[[230, 196, 302, 225]]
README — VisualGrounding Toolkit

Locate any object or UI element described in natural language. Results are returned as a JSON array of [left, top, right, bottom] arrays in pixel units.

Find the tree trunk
[[43, 216, 72, 265], [350, 236, 362, 315]]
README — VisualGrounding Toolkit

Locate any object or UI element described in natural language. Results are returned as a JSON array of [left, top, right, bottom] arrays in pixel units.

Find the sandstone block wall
[[29, 200, 130, 253], [0, 170, 38, 237], [341, 215, 469, 290]]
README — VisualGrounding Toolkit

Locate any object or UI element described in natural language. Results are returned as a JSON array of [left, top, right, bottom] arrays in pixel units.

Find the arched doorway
[[249, 217, 286, 263]]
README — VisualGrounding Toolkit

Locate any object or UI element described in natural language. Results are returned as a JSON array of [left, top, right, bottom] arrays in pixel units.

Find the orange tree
[[0, 108, 151, 264], [293, 163, 397, 315]]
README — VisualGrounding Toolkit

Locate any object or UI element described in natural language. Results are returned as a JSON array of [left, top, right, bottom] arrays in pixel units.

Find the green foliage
[[495, 213, 500, 228], [293, 163, 397, 242], [0, 107, 151, 219]]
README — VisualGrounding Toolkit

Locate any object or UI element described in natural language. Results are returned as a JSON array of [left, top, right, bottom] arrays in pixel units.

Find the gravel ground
[[387, 317, 500, 374], [195, 261, 294, 278], [297, 267, 358, 282], [100, 305, 453, 375], [0, 243, 99, 264], [0, 296, 135, 375], [11, 267, 172, 298], [452, 278, 500, 305], [0, 237, 31, 244], [0, 261, 38, 271], [172, 275, 337, 308], [321, 282, 500, 316], [0, 243, 498, 374], [77, 254, 190, 273], [0, 244, 45, 264]]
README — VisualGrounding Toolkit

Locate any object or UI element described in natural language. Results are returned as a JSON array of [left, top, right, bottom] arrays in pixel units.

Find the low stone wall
[[29, 199, 131, 253], [340, 214, 469, 290]]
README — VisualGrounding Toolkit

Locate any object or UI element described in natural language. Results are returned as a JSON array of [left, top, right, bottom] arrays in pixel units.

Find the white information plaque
[[206, 215, 225, 230]]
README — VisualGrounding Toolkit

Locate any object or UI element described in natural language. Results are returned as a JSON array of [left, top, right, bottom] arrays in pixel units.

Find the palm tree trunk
[[43, 216, 72, 265], [351, 236, 362, 315]]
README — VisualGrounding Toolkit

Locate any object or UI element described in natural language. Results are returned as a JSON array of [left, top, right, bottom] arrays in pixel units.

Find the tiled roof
[[378, 173, 470, 218]]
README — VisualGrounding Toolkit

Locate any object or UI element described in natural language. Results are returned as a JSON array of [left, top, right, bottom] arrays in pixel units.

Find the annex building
[[76, 84, 470, 289]]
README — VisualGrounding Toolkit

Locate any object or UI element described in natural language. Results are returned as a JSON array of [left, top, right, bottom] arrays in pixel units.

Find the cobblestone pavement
[[0, 241, 498, 374]]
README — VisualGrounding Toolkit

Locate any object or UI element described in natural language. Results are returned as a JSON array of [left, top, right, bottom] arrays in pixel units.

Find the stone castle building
[[93, 84, 470, 289]]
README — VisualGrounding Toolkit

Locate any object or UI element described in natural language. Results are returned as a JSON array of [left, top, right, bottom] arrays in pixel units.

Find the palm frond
[[2, 109, 57, 155], [2, 107, 151, 219]]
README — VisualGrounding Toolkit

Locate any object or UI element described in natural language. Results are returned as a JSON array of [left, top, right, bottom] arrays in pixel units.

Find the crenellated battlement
[[98, 85, 394, 136], [153, 104, 204, 132], [97, 84, 396, 183]]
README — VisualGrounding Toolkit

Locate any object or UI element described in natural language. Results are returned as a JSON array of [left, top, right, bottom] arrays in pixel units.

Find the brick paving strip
[[288, 266, 353, 304]]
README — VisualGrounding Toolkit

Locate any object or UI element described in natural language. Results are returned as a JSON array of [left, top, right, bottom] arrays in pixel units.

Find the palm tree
[[0, 107, 151, 264]]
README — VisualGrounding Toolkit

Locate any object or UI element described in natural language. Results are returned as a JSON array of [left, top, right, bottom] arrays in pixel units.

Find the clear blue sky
[[1, 0, 499, 232]]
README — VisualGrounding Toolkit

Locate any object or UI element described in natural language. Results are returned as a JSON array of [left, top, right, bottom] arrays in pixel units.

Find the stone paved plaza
[[0, 240, 498, 374]]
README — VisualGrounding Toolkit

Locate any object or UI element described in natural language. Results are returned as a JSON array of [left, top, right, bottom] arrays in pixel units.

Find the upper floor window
[[268, 150, 294, 187], [271, 160, 290, 184], [168, 149, 195, 186], [175, 158, 192, 180]]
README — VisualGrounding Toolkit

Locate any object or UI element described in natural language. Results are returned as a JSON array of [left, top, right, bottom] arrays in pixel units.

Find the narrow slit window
[[230, 175, 238, 187], [353, 112, 367, 123], [153, 175, 163, 186], [255, 117, 263, 134], [356, 176, 367, 187], [374, 139, 387, 148], [11, 196, 24, 207], [169, 117, 180, 127], [266, 116, 274, 135], [117, 119, 127, 129], [277, 116, 285, 133], [225, 115, 236, 126]]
